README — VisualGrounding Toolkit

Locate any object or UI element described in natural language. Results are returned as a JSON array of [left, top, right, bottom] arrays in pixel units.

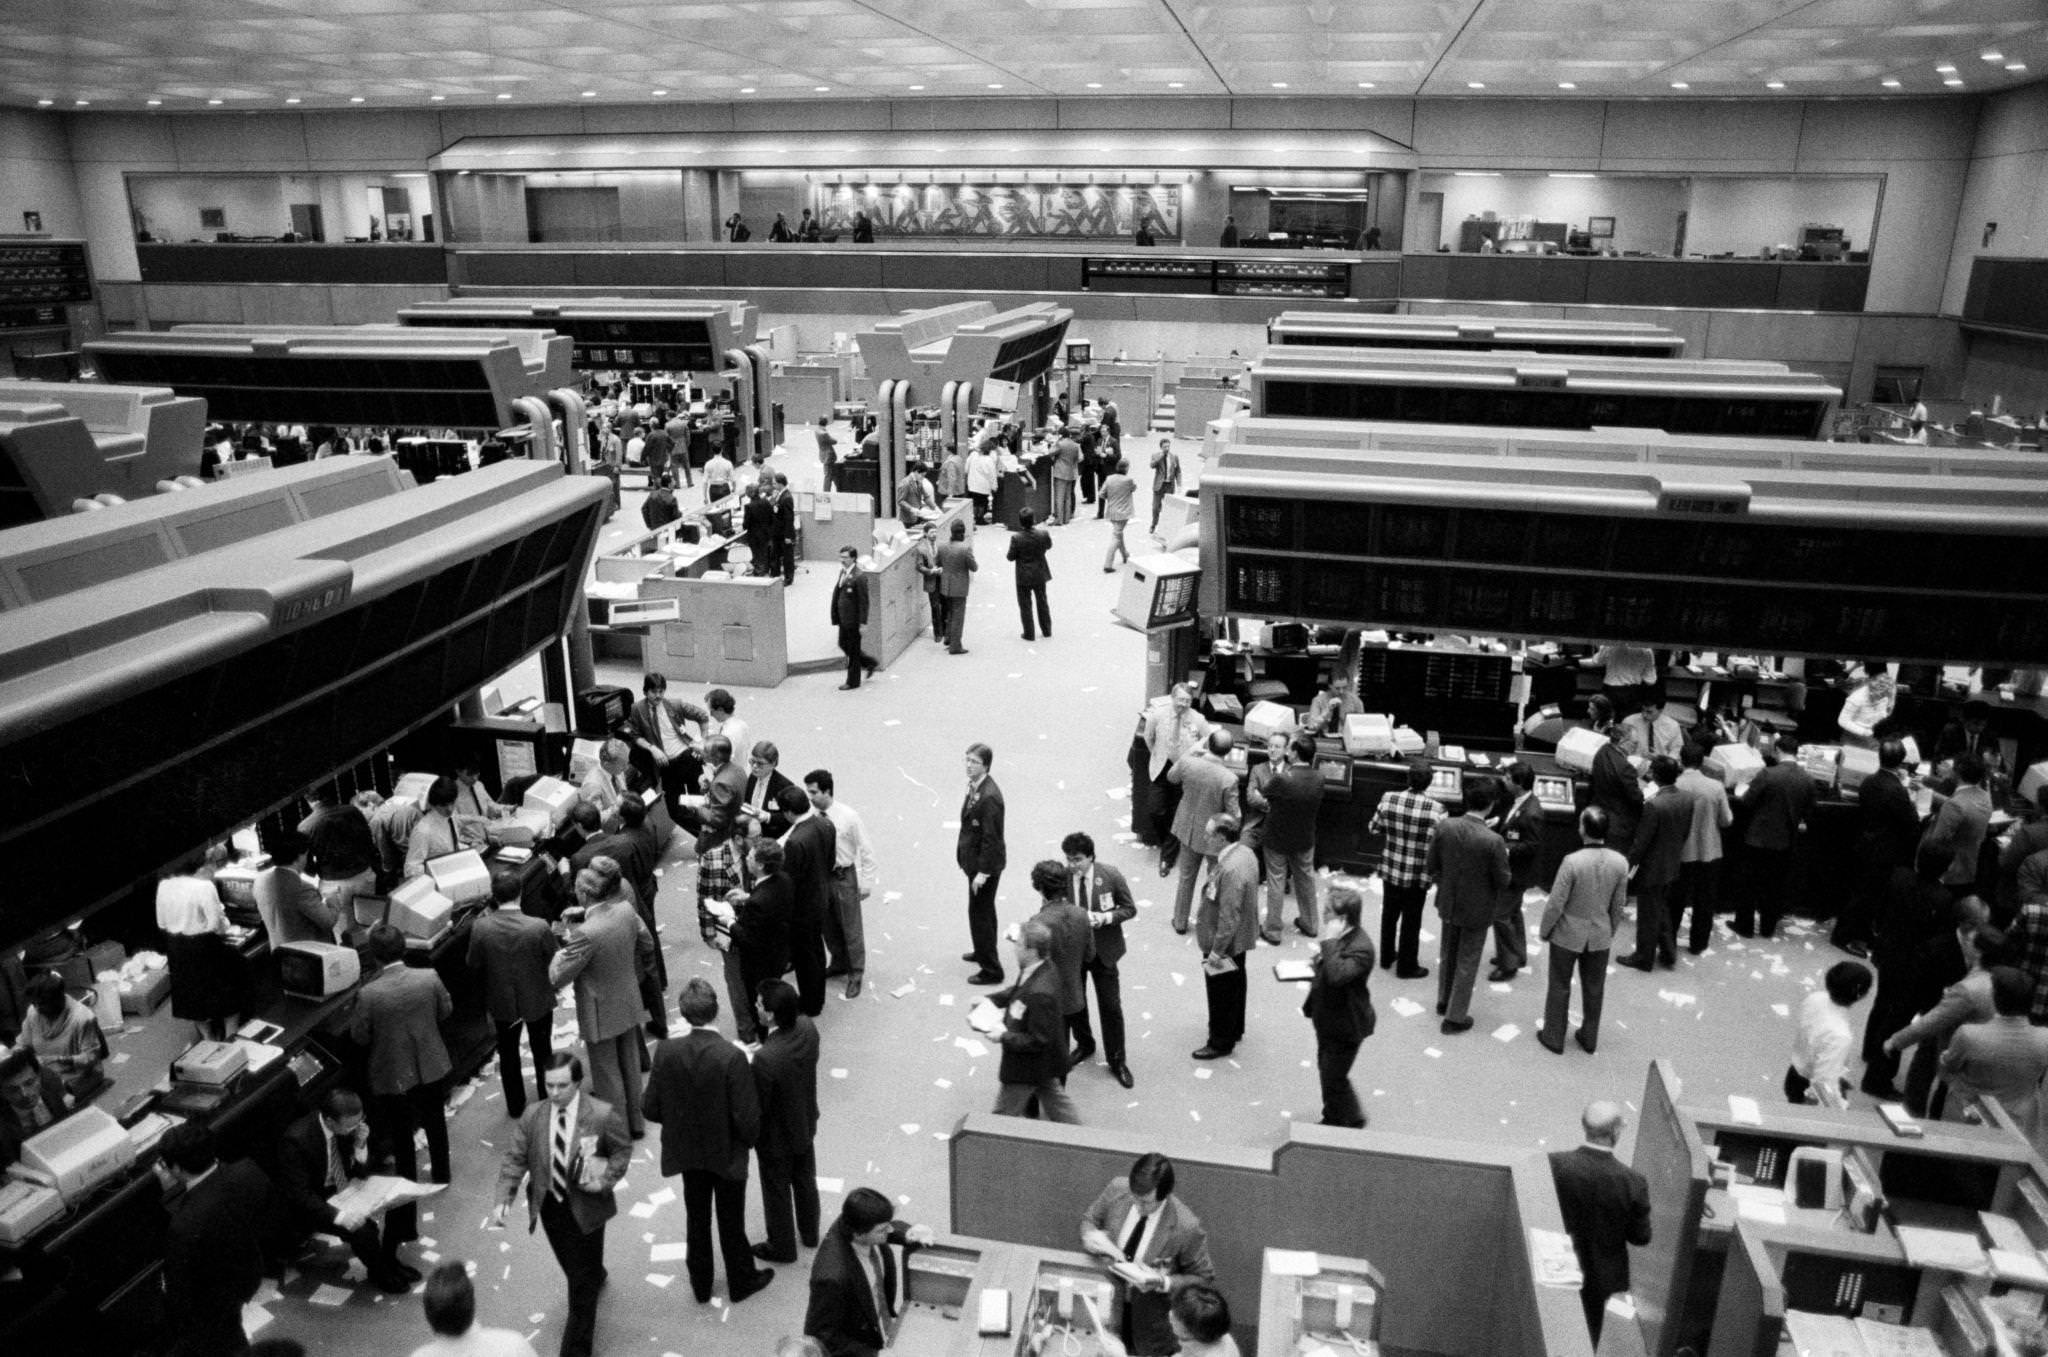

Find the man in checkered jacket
[[1369, 759, 1445, 979]]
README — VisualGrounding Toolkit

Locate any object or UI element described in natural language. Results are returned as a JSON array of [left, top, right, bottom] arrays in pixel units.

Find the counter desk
[[857, 497, 975, 671]]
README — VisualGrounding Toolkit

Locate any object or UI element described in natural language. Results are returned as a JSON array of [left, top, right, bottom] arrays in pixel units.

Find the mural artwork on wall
[[817, 182, 1179, 240]]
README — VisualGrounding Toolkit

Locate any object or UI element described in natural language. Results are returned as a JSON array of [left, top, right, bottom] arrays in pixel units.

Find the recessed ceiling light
[[1670, 81, 1688, 89], [1467, 82, 1485, 89], [1944, 77, 1965, 86], [1086, 82, 1102, 88], [1936, 64, 1956, 72], [496, 92, 512, 99], [1881, 78, 1901, 88], [430, 94, 446, 101], [1271, 82, 1288, 89], [580, 90, 596, 98], [1765, 80, 1785, 89], [814, 85, 829, 92], [2007, 64, 2028, 73], [208, 98, 223, 105], [1167, 81, 1184, 88], [285, 96, 301, 103], [1549, 172, 1595, 179], [147, 98, 162, 106], [349, 96, 365, 103], [908, 84, 924, 90], [740, 87, 756, 94], [987, 83, 1003, 89], [651, 89, 667, 96], [74, 99, 89, 106], [1557, 82, 1576, 90], [1982, 52, 2003, 62], [36, 98, 52, 106], [1357, 82, 1375, 89]]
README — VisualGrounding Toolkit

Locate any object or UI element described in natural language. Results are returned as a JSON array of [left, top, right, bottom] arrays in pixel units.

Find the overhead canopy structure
[[1199, 436, 2048, 666], [0, 459, 608, 946], [1265, 312, 1686, 358], [0, 379, 208, 527], [854, 300, 1073, 515], [85, 325, 586, 461], [398, 297, 774, 461], [1248, 344, 1840, 439]]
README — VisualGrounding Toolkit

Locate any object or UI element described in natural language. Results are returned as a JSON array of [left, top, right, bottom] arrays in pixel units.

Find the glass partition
[[127, 171, 435, 242]]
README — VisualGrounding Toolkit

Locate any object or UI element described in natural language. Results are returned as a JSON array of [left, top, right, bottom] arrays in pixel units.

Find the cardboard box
[[118, 966, 172, 1015], [427, 850, 492, 906]]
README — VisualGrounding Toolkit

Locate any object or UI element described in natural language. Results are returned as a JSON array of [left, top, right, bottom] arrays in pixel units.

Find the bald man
[[1547, 1101, 1651, 1345]]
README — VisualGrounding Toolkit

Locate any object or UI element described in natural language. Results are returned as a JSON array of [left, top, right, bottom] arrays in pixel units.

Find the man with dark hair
[[1063, 831, 1136, 1088], [1252, 731, 1325, 944], [959, 743, 1008, 984], [1924, 751, 1994, 894], [1303, 885, 1375, 1128], [405, 776, 464, 879], [1674, 741, 1733, 956], [255, 828, 338, 948], [0, 1048, 70, 1170], [1080, 1153, 1216, 1355], [643, 977, 774, 1304], [1537, 809, 1629, 1056], [1426, 781, 1511, 1035], [1007, 507, 1053, 641], [1619, 755, 1690, 973], [156, 1121, 271, 1357], [1194, 814, 1258, 1060], [722, 836, 792, 1043], [803, 1188, 937, 1357], [493, 1053, 631, 1357], [467, 870, 559, 1118], [304, 785, 379, 921], [1583, 696, 1645, 852], [681, 733, 747, 848], [1168, 1284, 1234, 1353], [624, 671, 709, 822], [807, 769, 877, 999], [830, 546, 879, 691], [1488, 761, 1542, 981], [549, 863, 657, 1140], [780, 783, 838, 1017], [1169, 729, 1242, 936], [412, 1260, 539, 1356], [752, 979, 821, 1264], [1027, 860, 1095, 1068], [1369, 758, 1445, 980], [983, 920, 1077, 1121], [1788, 960, 1874, 1106], [935, 518, 976, 653], [277, 1086, 416, 1294], [1736, 734, 1813, 938], [1939, 965, 2048, 1126], [16, 972, 104, 1098], [705, 688, 751, 769], [1548, 1101, 1651, 1345], [351, 921, 454, 1246], [741, 741, 798, 840]]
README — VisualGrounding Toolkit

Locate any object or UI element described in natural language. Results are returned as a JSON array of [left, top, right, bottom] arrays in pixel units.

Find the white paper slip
[[649, 1242, 690, 1263], [816, 1176, 845, 1193], [1492, 1024, 1521, 1043], [629, 1202, 658, 1218], [240, 1302, 275, 1338], [1267, 1250, 1320, 1277], [938, 994, 956, 1006], [900, 1124, 921, 1135], [1727, 1095, 1764, 1126], [647, 1273, 674, 1288], [1736, 1197, 1787, 1225], [308, 1284, 353, 1307], [830, 1068, 849, 1079], [890, 982, 916, 999], [647, 1187, 676, 1206], [1388, 997, 1425, 1018]]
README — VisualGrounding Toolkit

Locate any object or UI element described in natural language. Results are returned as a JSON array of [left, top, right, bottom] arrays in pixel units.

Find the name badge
[[1007, 1001, 1026, 1021]]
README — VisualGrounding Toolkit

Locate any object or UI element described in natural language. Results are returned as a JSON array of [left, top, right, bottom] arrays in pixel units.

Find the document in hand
[[1200, 953, 1240, 977], [328, 1175, 445, 1220]]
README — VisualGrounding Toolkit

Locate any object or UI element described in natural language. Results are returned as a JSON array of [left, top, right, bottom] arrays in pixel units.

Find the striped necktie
[[549, 1107, 570, 1200]]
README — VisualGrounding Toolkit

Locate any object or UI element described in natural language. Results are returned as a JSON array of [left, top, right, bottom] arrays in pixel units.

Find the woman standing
[[156, 847, 243, 1042]]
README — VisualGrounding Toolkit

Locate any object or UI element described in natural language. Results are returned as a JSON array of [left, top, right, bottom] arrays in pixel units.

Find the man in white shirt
[[1586, 644, 1658, 715], [706, 688, 751, 770], [1788, 961, 1873, 1107], [703, 447, 735, 504], [1837, 665, 1896, 750], [805, 769, 878, 999], [410, 1261, 539, 1357], [1618, 695, 1684, 760]]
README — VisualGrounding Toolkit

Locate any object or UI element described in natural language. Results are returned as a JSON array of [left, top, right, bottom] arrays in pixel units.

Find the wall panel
[[168, 114, 310, 165], [1413, 99, 1604, 163]]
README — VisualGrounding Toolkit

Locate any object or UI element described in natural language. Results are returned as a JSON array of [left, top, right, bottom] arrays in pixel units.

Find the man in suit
[[1252, 731, 1324, 944], [1583, 696, 1645, 852], [642, 978, 774, 1305], [935, 519, 976, 654], [1619, 756, 1692, 972], [621, 671, 709, 822], [350, 923, 453, 1251], [1369, 759, 1446, 979], [1838, 737, 1921, 955], [467, 869, 560, 1118], [254, 828, 339, 948], [1026, 860, 1095, 1069], [1303, 884, 1376, 1128], [740, 741, 798, 841], [773, 472, 798, 585], [680, 734, 746, 850], [548, 859, 657, 1139], [983, 919, 1077, 1121], [493, 1053, 632, 1357], [155, 1122, 271, 1357], [1674, 741, 1734, 955], [1858, 738, 1940, 1096], [1537, 809, 1630, 1055], [1194, 814, 1259, 1059], [1548, 1101, 1652, 1345], [779, 784, 838, 1017], [1738, 735, 1815, 938], [1169, 730, 1242, 935], [752, 979, 821, 1264], [275, 1087, 414, 1293], [1006, 507, 1053, 641], [725, 837, 793, 1042], [829, 546, 878, 691], [743, 486, 778, 577], [1142, 684, 1210, 869], [1488, 761, 1544, 981], [959, 742, 1008, 985], [1425, 781, 1511, 1035], [913, 520, 948, 642], [1078, 1154, 1217, 1356], [803, 1187, 937, 1357], [1063, 831, 1136, 1088]]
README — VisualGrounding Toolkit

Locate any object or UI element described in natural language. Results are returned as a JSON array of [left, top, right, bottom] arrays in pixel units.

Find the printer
[[0, 1178, 64, 1244], [172, 1039, 250, 1087], [12, 1105, 135, 1204]]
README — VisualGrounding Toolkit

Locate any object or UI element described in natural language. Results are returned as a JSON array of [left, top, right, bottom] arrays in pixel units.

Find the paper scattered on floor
[[1727, 1095, 1763, 1126], [901, 1123, 921, 1135], [816, 1176, 845, 1193], [1657, 990, 1698, 1008], [650, 1242, 689, 1263], [1770, 1003, 1790, 1018], [891, 982, 916, 998], [1193, 1068, 1212, 1079], [938, 994, 955, 1006], [1423, 1047, 1443, 1059], [647, 1273, 674, 1288], [241, 1302, 274, 1338], [647, 1187, 676, 1206], [1170, 972, 1186, 987], [1492, 1023, 1520, 1043], [1488, 982, 1513, 994], [629, 1202, 658, 1218], [308, 1284, 353, 1307], [830, 1068, 848, 1079], [1388, 997, 1425, 1018]]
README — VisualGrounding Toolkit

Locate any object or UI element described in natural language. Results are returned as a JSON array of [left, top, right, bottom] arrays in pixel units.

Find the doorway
[[288, 202, 323, 241], [1414, 192, 1444, 253]]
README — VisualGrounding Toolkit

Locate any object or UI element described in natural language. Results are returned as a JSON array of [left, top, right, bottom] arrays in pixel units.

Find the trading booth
[[0, 379, 208, 525], [1264, 311, 1688, 359]]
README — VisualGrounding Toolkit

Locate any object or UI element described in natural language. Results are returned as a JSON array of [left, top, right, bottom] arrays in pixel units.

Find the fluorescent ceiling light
[[430, 94, 446, 101], [814, 85, 829, 92], [1765, 80, 1785, 89], [1272, 82, 1288, 88], [35, 98, 52, 106], [1167, 81, 1184, 88], [1881, 78, 1901, 88], [1086, 82, 1101, 89], [1453, 170, 1500, 177], [1982, 51, 2003, 62], [580, 90, 596, 97], [2007, 64, 2027, 72], [1549, 172, 1595, 179], [208, 98, 223, 105], [1944, 77, 1964, 86], [496, 92, 512, 99], [740, 87, 756, 94], [147, 98, 162, 105], [1467, 82, 1485, 89], [350, 96, 365, 102], [1670, 81, 1688, 89], [1557, 82, 1576, 90]]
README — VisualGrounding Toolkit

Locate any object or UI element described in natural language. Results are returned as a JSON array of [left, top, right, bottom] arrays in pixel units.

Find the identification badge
[[1007, 1001, 1026, 1021]]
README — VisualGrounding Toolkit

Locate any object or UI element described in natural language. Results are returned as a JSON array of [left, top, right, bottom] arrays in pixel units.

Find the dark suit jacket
[[643, 1026, 759, 1179], [1860, 768, 1921, 873], [1080, 1181, 1215, 1356], [1304, 927, 1376, 1042], [466, 906, 560, 1022], [0, 1067, 69, 1171], [957, 776, 1006, 877], [573, 829, 657, 920], [753, 1015, 820, 1160], [993, 961, 1068, 1086], [1071, 862, 1136, 966], [1548, 1144, 1652, 1301], [1744, 761, 1815, 851], [783, 812, 838, 925], [1259, 763, 1324, 855], [935, 540, 977, 598], [730, 869, 793, 977], [806, 1216, 917, 1357], [348, 961, 453, 1095], [1426, 813, 1511, 928], [624, 694, 709, 759], [276, 1110, 383, 1233], [1029, 900, 1096, 1014], [1630, 785, 1692, 889], [1494, 791, 1545, 889], [164, 1159, 271, 1353], [1588, 742, 1645, 848], [742, 768, 797, 839], [830, 570, 869, 633], [1006, 526, 1052, 585], [497, 1092, 631, 1235], [698, 758, 748, 840]]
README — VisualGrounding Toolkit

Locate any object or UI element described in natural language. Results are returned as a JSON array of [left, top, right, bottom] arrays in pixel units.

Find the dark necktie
[[549, 1108, 570, 1201], [1120, 1211, 1145, 1260], [867, 1245, 891, 1320], [326, 1132, 346, 1191]]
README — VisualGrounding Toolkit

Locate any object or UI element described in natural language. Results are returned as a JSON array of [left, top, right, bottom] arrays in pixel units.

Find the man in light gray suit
[[1168, 729, 1241, 935], [1425, 780, 1510, 1035], [550, 856, 658, 1139], [349, 923, 453, 1243], [1536, 807, 1630, 1056]]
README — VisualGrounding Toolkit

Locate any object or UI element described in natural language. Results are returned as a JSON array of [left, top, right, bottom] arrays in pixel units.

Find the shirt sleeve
[[1809, 1014, 1854, 1106]]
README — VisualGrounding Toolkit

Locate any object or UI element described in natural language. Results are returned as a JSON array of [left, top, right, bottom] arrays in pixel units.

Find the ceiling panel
[[1, 0, 2040, 107]]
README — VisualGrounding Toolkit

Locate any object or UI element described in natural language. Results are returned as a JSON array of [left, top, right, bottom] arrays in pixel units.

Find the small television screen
[[1428, 765, 1462, 800], [1534, 774, 1575, 810], [1065, 341, 1092, 367], [1314, 753, 1353, 794]]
